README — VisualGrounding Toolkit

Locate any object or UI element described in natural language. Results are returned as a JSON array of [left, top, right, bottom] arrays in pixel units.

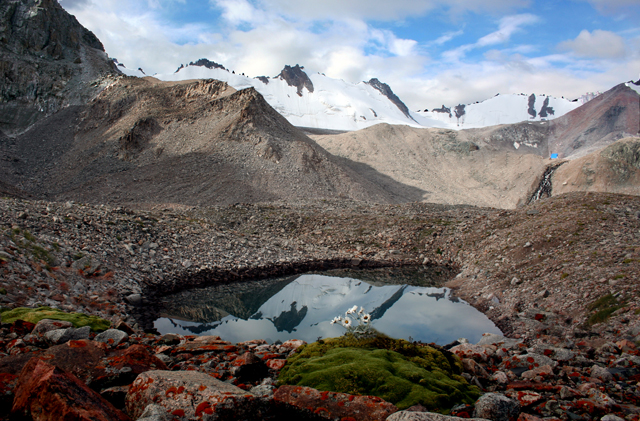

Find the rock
[[477, 333, 522, 349], [450, 343, 491, 362], [92, 344, 168, 389], [9, 320, 36, 335], [158, 333, 181, 345], [502, 353, 557, 370], [125, 294, 142, 306], [280, 339, 306, 351], [462, 358, 490, 378], [590, 364, 613, 382], [387, 411, 490, 421], [505, 390, 543, 407], [100, 385, 130, 410], [521, 365, 553, 380], [491, 371, 510, 384], [40, 339, 107, 382], [11, 358, 130, 421], [125, 370, 269, 421], [274, 385, 398, 421], [114, 320, 136, 335], [44, 326, 91, 345], [32, 319, 74, 335], [137, 404, 170, 421], [95, 329, 129, 347], [231, 352, 269, 383], [266, 358, 286, 370], [0, 373, 18, 418], [601, 415, 625, 421], [474, 393, 520, 421], [250, 384, 275, 398]]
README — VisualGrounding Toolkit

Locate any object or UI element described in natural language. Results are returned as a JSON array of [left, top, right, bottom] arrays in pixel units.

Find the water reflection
[[155, 269, 500, 344]]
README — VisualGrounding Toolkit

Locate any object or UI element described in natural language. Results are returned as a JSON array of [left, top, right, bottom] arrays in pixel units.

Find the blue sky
[[59, 0, 640, 109]]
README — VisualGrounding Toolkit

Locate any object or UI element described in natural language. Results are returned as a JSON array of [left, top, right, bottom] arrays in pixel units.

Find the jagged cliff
[[0, 0, 117, 135]]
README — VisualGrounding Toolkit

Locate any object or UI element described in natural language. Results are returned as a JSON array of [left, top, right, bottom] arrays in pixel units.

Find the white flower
[[362, 313, 371, 323], [342, 318, 352, 328], [346, 305, 358, 315], [358, 307, 364, 315]]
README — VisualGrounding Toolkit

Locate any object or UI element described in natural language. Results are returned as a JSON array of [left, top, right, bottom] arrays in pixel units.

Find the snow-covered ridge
[[114, 58, 583, 131], [415, 92, 581, 129]]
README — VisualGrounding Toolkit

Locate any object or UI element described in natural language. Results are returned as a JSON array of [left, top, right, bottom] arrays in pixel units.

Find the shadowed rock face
[[366, 78, 417, 122], [0, 0, 117, 134], [277, 64, 314, 96]]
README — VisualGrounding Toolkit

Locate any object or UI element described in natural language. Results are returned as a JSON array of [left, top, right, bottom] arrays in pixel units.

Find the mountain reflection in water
[[154, 270, 501, 344]]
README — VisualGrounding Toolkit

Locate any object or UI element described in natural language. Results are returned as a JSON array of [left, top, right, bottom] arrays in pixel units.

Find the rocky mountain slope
[[0, 0, 117, 136], [310, 83, 640, 209], [552, 137, 640, 197], [2, 75, 420, 206]]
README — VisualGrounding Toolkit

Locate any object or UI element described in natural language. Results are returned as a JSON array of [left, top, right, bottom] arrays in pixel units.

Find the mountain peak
[[276, 64, 314, 97], [365, 78, 416, 122]]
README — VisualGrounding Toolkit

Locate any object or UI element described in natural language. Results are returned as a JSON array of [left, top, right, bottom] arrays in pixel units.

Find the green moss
[[277, 335, 479, 412], [0, 288, 6, 295], [585, 294, 625, 327], [0, 307, 110, 332]]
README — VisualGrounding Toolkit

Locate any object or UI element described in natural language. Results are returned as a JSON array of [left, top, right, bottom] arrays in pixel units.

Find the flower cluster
[[331, 305, 375, 338]]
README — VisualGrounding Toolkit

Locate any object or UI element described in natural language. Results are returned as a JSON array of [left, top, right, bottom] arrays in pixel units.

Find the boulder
[[11, 358, 129, 421], [9, 320, 36, 335], [125, 370, 269, 420], [137, 404, 170, 421], [274, 385, 398, 421], [40, 339, 107, 382], [95, 329, 129, 347], [387, 411, 490, 421], [32, 319, 74, 336], [92, 344, 167, 389], [231, 352, 269, 383], [450, 344, 491, 362], [474, 393, 520, 421], [44, 326, 91, 345]]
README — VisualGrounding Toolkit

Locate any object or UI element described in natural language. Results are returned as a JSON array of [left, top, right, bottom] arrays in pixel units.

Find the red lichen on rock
[[11, 358, 130, 421]]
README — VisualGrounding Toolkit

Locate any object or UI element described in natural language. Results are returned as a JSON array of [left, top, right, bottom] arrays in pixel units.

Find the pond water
[[154, 267, 501, 345]]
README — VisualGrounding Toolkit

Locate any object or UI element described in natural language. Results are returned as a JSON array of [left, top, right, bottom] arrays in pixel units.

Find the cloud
[[259, 0, 530, 21], [578, 0, 640, 13], [214, 0, 261, 25], [441, 14, 539, 62], [431, 30, 464, 46], [558, 30, 627, 59], [476, 14, 539, 47]]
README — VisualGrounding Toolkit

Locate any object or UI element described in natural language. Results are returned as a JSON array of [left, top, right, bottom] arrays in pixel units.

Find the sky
[[58, 0, 640, 110]]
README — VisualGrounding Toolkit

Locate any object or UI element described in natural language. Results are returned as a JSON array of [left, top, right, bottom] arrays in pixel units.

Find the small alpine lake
[[154, 267, 501, 344]]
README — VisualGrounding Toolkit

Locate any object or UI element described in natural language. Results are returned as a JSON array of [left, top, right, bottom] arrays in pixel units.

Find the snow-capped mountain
[[154, 274, 500, 344], [153, 62, 430, 131], [415, 93, 581, 129], [115, 58, 583, 132]]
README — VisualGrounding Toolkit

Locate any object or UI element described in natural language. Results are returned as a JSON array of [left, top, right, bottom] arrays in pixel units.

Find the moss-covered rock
[[0, 307, 110, 332], [277, 335, 480, 412]]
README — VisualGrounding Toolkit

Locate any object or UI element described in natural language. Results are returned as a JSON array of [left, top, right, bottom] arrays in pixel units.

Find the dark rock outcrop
[[277, 64, 314, 96], [188, 58, 227, 71], [0, 0, 117, 134], [366, 78, 417, 122]]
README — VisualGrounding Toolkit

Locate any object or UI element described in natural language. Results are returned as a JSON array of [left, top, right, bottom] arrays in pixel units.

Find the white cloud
[[259, 0, 530, 21], [214, 0, 260, 25], [431, 30, 464, 46], [476, 14, 539, 47], [442, 14, 539, 62], [578, 0, 640, 13], [558, 30, 627, 59]]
